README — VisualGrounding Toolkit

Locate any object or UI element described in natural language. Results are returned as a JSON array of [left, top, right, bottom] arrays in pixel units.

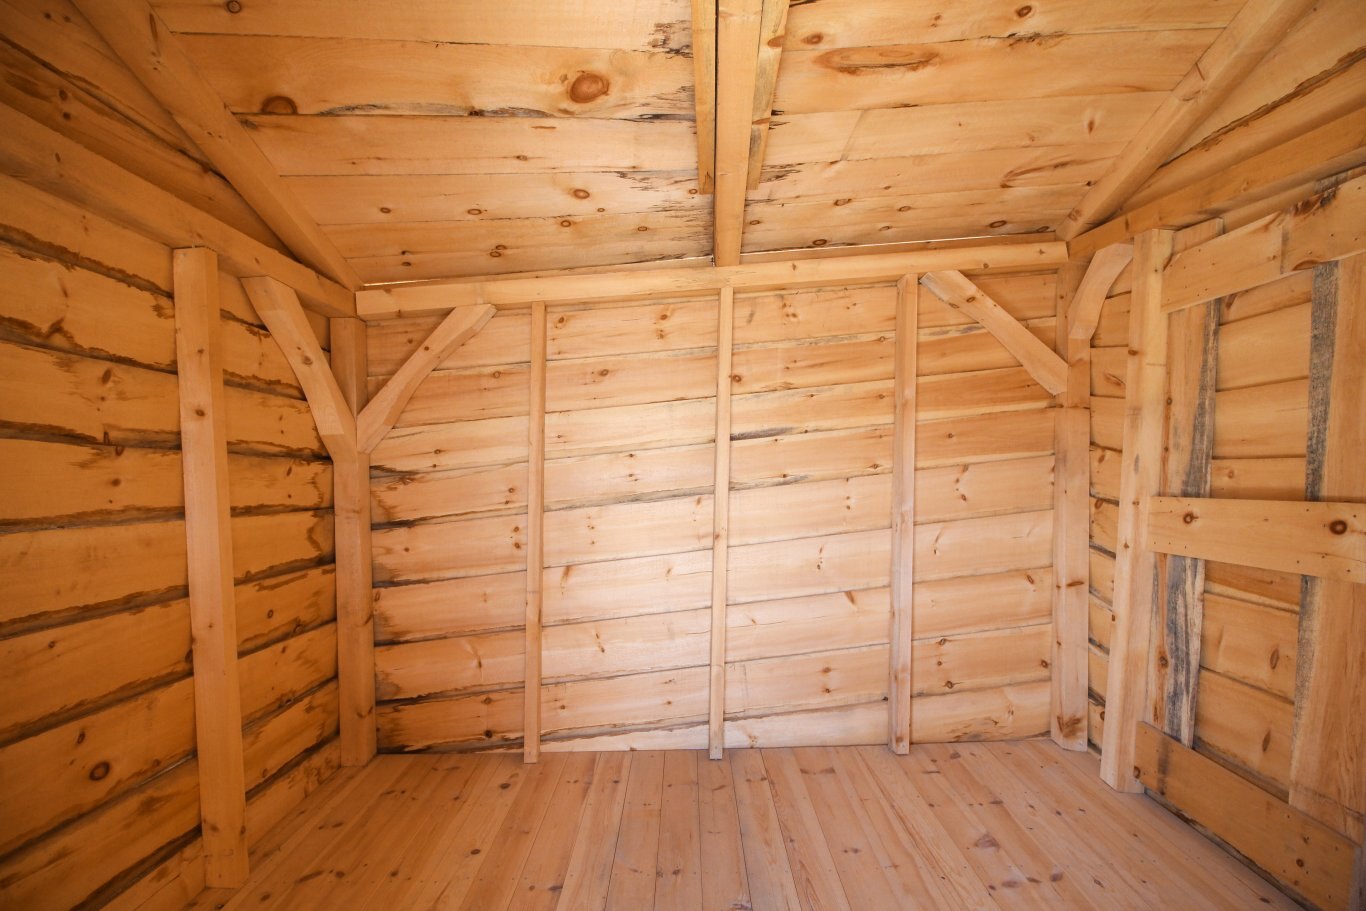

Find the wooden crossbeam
[[173, 248, 248, 885], [713, 0, 765, 265], [355, 304, 496, 452], [1146, 497, 1365, 582], [0, 104, 354, 318], [71, 0, 361, 290], [1058, 0, 1321, 240], [1163, 173, 1366, 312], [1135, 723, 1356, 911], [920, 270, 1067, 395], [355, 242, 1068, 318], [1067, 244, 1134, 342], [887, 275, 918, 755]]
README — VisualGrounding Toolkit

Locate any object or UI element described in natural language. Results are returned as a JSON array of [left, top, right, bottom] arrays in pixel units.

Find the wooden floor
[[187, 740, 1297, 911]]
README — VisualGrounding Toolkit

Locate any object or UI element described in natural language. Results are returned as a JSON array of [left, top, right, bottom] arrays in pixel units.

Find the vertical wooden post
[[888, 274, 918, 754], [330, 317, 377, 765], [1101, 228, 1173, 792], [173, 247, 248, 885], [524, 302, 547, 762], [1290, 254, 1366, 842], [1051, 262, 1090, 750], [709, 287, 735, 759], [1150, 254, 1219, 748]]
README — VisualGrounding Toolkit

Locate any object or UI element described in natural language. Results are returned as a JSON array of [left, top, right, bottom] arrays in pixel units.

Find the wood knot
[[260, 95, 297, 115], [803, 32, 823, 45], [89, 761, 111, 781], [225, 0, 242, 12], [1182, 512, 1196, 524], [1016, 4, 1033, 17], [1329, 519, 1348, 535], [569, 72, 609, 103], [572, 188, 591, 199]]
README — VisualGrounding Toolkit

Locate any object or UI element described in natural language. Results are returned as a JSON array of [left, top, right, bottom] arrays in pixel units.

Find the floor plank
[[171, 743, 1302, 911]]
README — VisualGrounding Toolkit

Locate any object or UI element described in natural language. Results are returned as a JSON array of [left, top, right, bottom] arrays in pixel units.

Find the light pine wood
[[690, 0, 716, 195], [1067, 244, 1136, 341], [1101, 228, 1173, 792], [888, 275, 917, 754], [709, 288, 734, 759], [1069, 107, 1366, 259], [713, 0, 766, 265], [354, 242, 1068, 317], [243, 278, 356, 457], [1135, 723, 1354, 909], [356, 304, 496, 452], [1147, 497, 1364, 582], [0, 104, 353, 318], [1291, 255, 1366, 845], [1052, 262, 1089, 750], [174, 744, 1301, 911], [1162, 173, 1366, 313], [745, 0, 790, 192], [70, 0, 360, 289], [525, 302, 548, 762], [329, 318, 376, 766], [1059, 0, 1321, 239], [173, 247, 248, 886], [920, 270, 1068, 395]]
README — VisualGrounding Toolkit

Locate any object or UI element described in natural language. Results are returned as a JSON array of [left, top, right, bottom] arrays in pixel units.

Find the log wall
[[367, 273, 1058, 753], [1078, 174, 1365, 909], [0, 8, 343, 906]]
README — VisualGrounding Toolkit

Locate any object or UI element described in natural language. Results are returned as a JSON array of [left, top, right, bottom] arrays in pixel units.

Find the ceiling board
[[240, 114, 699, 176], [150, 0, 694, 52], [182, 35, 694, 121], [782, 0, 1243, 50], [774, 31, 1218, 113], [287, 172, 701, 225]]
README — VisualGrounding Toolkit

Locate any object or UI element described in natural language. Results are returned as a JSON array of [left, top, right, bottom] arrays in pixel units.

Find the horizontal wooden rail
[[354, 241, 1068, 318], [1145, 497, 1364, 583], [1135, 723, 1355, 910], [1161, 173, 1366, 313]]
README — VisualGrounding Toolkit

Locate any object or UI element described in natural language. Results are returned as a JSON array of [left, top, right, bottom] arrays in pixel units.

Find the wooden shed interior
[[0, 0, 1363, 908]]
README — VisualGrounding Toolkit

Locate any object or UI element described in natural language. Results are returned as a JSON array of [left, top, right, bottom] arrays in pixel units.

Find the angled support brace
[[1068, 244, 1135, 342], [921, 270, 1067, 395], [356, 304, 496, 453]]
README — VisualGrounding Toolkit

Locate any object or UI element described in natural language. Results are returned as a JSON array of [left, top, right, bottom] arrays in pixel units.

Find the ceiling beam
[[691, 0, 717, 195], [1057, 0, 1321, 241], [746, 0, 790, 191], [71, 0, 363, 290], [356, 240, 1069, 318], [713, 0, 765, 265]]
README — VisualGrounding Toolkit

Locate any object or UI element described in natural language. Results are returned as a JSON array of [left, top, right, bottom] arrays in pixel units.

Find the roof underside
[[149, 0, 1247, 284]]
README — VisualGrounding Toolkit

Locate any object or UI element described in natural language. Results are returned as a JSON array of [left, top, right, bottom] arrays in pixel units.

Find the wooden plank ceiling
[[143, 0, 1244, 284]]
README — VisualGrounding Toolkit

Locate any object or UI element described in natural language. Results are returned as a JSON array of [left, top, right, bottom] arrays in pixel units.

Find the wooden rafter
[[71, 0, 363, 290], [1058, 0, 1321, 240], [746, 0, 790, 191], [690, 0, 717, 195], [356, 240, 1069, 317], [0, 104, 354, 318], [356, 304, 496, 453], [713, 0, 765, 265], [920, 270, 1067, 395]]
